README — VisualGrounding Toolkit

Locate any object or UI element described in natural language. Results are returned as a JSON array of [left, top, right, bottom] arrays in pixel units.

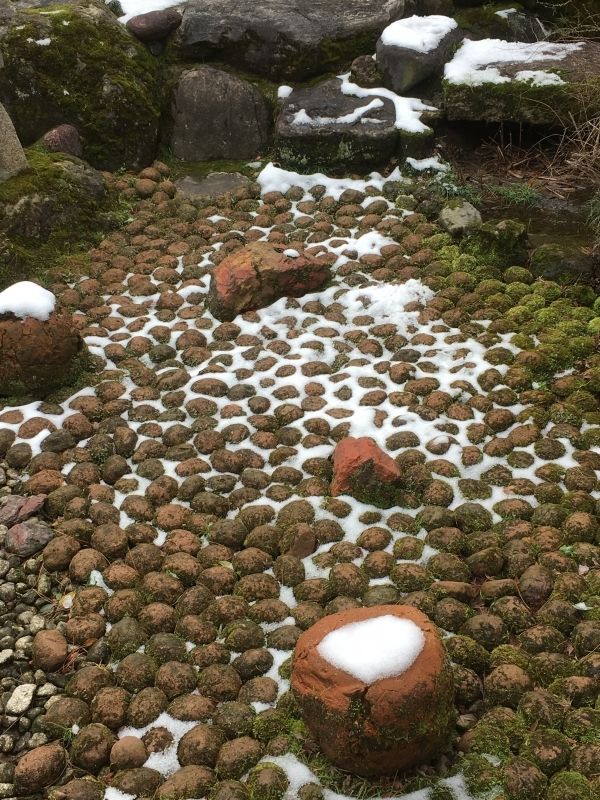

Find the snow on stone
[[444, 38, 583, 86], [118, 0, 180, 23], [380, 15, 457, 52], [406, 155, 449, 172], [257, 162, 405, 199], [495, 7, 517, 18], [278, 85, 294, 99], [515, 69, 564, 86], [291, 97, 384, 127], [283, 248, 300, 258], [339, 73, 435, 133], [0, 281, 56, 321], [317, 615, 425, 683]]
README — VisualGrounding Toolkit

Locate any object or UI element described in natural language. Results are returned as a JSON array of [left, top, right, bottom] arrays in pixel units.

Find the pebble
[[5, 685, 35, 715]]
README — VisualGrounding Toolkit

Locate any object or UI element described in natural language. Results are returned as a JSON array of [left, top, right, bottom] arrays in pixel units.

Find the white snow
[[515, 69, 564, 86], [339, 73, 435, 132], [118, 0, 180, 23], [278, 85, 294, 99], [406, 155, 449, 172], [379, 15, 457, 52], [317, 615, 425, 684], [283, 249, 300, 258], [496, 7, 517, 18], [0, 281, 56, 321], [291, 98, 385, 127], [257, 162, 406, 199], [444, 38, 582, 86]]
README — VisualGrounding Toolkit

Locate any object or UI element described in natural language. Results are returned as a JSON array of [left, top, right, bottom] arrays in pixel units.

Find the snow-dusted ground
[[6, 161, 596, 800]]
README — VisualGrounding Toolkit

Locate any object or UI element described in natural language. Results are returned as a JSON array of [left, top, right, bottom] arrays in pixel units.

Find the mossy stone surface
[[0, 1, 163, 170]]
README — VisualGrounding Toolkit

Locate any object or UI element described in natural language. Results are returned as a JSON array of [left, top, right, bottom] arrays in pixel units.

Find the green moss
[[443, 74, 600, 126], [454, 3, 524, 38], [459, 753, 503, 795], [0, 2, 163, 169], [546, 771, 592, 800], [0, 147, 130, 288], [462, 219, 528, 268]]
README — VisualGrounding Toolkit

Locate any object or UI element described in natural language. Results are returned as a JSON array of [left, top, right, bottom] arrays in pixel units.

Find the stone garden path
[[1, 160, 599, 800]]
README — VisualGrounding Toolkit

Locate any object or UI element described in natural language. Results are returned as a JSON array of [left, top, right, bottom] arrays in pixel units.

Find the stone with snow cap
[[275, 75, 435, 172], [330, 436, 405, 508], [207, 241, 330, 322], [292, 605, 454, 776], [443, 38, 600, 124], [0, 282, 85, 398], [376, 15, 462, 93]]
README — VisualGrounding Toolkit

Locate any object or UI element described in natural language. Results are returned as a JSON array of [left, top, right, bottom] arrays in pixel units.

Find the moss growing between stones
[[546, 771, 592, 800], [462, 220, 528, 269], [0, 1, 164, 169]]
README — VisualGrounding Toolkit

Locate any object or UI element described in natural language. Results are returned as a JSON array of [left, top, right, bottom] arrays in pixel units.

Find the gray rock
[[438, 200, 482, 235], [0, 102, 28, 183], [126, 8, 182, 42], [176, 172, 251, 199], [171, 66, 271, 161], [175, 0, 406, 80], [376, 16, 462, 93], [5, 521, 53, 557], [275, 78, 433, 172], [5, 684, 35, 715]]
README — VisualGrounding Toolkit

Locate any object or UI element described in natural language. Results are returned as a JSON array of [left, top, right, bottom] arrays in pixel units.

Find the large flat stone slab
[[174, 0, 406, 81], [275, 75, 435, 171], [443, 38, 600, 124]]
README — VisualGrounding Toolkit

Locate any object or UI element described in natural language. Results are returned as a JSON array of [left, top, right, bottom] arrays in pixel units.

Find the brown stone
[[14, 742, 66, 792], [208, 242, 330, 322], [330, 436, 404, 508], [291, 604, 454, 776], [0, 309, 84, 398], [33, 629, 68, 671]]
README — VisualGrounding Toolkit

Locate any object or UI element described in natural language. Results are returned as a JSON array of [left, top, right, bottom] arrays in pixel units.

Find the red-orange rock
[[208, 242, 330, 322], [291, 605, 454, 776], [0, 310, 84, 398], [330, 436, 404, 508]]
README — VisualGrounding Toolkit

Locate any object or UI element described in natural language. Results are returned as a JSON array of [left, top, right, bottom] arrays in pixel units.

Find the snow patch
[[118, 0, 180, 23], [0, 281, 56, 321], [339, 73, 435, 133], [291, 98, 385, 127], [406, 155, 449, 172], [257, 162, 405, 200], [379, 15, 457, 53], [317, 615, 425, 683], [444, 38, 582, 86]]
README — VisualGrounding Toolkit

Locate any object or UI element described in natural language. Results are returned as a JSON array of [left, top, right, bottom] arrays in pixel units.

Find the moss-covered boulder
[[0, 148, 117, 287], [462, 219, 528, 268], [454, 4, 546, 42], [0, 0, 163, 170]]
